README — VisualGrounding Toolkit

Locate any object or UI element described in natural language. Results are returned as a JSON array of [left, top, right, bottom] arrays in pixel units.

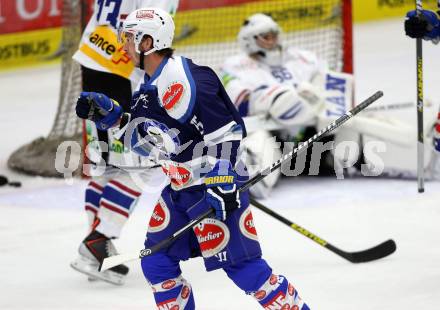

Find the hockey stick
[[250, 198, 396, 263], [100, 91, 383, 271], [245, 110, 413, 147], [416, 0, 425, 193]]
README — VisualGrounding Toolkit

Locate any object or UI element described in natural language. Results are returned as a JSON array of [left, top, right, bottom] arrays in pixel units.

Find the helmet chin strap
[[138, 46, 158, 70], [139, 52, 145, 70]]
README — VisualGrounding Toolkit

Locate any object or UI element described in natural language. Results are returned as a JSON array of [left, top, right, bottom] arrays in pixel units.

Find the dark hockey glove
[[405, 10, 440, 42], [205, 160, 240, 221], [76, 92, 123, 130]]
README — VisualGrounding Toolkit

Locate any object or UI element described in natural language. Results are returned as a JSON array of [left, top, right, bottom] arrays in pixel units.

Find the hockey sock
[[142, 253, 194, 309], [149, 275, 195, 310], [85, 180, 104, 227], [252, 274, 309, 310], [96, 179, 141, 238]]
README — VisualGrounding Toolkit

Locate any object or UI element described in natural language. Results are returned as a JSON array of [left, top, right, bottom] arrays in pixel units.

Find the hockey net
[[7, 0, 91, 177], [7, 0, 352, 177]]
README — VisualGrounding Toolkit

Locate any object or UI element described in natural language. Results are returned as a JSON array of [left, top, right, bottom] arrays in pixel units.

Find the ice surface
[[1, 19, 440, 309]]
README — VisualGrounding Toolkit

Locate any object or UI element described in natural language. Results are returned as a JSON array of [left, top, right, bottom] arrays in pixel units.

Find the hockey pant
[[84, 171, 142, 238], [141, 185, 309, 309]]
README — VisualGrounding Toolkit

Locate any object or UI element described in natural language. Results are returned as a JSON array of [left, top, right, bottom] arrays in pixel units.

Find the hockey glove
[[205, 160, 240, 221], [76, 92, 123, 130], [405, 10, 440, 42]]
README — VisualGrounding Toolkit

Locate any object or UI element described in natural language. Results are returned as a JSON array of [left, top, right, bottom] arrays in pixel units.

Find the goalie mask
[[238, 13, 282, 66], [118, 8, 175, 57]]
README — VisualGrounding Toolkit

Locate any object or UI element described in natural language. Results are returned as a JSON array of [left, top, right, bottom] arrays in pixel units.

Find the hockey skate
[[70, 230, 129, 285]]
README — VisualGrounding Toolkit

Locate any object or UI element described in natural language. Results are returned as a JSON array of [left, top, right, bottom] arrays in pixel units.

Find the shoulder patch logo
[[162, 82, 185, 111], [239, 208, 259, 241], [194, 219, 230, 258], [136, 10, 154, 19], [148, 198, 170, 233]]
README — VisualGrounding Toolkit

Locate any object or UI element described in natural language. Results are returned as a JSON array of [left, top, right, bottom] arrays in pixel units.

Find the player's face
[[256, 31, 279, 50], [121, 32, 140, 66]]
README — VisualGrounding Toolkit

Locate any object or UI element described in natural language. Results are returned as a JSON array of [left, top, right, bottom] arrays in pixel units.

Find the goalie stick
[[250, 198, 396, 263], [244, 109, 413, 147], [100, 90, 383, 271]]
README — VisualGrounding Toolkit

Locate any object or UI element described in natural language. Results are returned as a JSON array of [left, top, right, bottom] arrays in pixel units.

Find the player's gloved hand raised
[[205, 160, 240, 221], [76, 92, 123, 130], [405, 10, 440, 42]]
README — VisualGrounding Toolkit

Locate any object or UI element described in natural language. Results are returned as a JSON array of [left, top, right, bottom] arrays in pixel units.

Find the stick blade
[[99, 252, 140, 272], [345, 239, 397, 263]]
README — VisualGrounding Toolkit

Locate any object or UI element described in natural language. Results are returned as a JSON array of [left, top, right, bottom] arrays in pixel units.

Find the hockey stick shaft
[[416, 0, 425, 193], [241, 90, 383, 192], [250, 198, 396, 263], [100, 208, 213, 271], [100, 91, 383, 271]]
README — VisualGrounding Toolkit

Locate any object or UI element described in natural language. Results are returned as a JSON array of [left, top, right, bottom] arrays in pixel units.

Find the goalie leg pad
[[96, 174, 142, 238], [141, 253, 195, 310]]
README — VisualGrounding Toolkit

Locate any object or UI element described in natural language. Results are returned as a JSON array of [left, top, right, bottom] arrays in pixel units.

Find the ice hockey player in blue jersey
[[75, 7, 310, 310]]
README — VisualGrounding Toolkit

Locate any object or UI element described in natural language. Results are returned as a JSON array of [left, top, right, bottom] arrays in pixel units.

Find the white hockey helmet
[[119, 7, 175, 56], [238, 13, 281, 56]]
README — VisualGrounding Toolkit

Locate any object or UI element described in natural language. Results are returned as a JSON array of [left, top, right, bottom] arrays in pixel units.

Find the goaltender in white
[[221, 13, 440, 198]]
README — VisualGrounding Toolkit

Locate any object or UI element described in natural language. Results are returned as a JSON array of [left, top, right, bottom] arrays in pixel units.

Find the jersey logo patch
[[162, 81, 185, 111], [269, 274, 279, 285], [148, 198, 170, 233], [239, 208, 259, 241], [194, 219, 230, 257], [161, 279, 177, 290], [254, 290, 267, 300], [136, 9, 154, 19], [161, 162, 192, 189], [181, 285, 190, 299]]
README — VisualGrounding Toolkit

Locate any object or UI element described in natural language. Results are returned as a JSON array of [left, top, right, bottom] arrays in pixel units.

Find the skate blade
[[70, 256, 126, 286]]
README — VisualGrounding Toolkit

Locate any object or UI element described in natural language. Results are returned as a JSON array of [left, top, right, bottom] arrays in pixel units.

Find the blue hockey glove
[[76, 92, 123, 130], [205, 160, 240, 221], [405, 10, 440, 42]]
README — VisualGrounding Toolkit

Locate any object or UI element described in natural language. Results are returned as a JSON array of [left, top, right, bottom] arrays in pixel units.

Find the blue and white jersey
[[127, 56, 246, 190]]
